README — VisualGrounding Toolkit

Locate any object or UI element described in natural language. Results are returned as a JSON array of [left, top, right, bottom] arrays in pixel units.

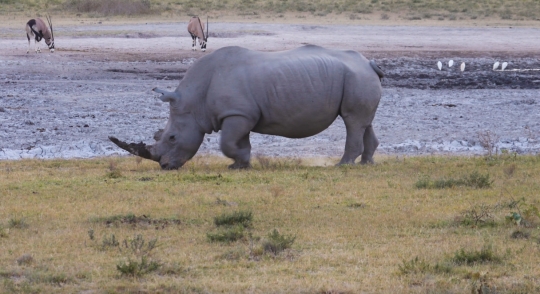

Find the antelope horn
[[46, 15, 54, 40], [109, 136, 157, 161], [197, 16, 205, 42], [205, 16, 209, 41]]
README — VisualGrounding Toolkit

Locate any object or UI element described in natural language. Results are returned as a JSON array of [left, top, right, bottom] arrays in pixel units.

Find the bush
[[262, 229, 295, 255]]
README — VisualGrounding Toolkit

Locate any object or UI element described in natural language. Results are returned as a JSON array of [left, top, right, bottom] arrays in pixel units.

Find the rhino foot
[[360, 158, 375, 165], [228, 163, 251, 170]]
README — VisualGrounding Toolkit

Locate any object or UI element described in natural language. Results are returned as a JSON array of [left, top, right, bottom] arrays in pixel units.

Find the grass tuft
[[451, 244, 501, 265], [207, 225, 245, 243], [415, 171, 492, 189], [8, 217, 29, 229], [116, 256, 161, 277], [214, 210, 253, 228]]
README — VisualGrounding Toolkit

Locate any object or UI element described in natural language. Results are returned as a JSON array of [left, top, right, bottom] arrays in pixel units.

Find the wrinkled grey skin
[[110, 45, 383, 169]]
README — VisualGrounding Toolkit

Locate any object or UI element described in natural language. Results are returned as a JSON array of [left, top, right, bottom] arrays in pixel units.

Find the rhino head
[[109, 88, 204, 170]]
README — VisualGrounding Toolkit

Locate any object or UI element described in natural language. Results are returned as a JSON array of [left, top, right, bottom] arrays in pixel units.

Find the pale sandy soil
[[0, 18, 539, 161]]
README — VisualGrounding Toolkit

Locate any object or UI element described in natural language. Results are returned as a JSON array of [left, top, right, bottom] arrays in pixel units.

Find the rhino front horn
[[108, 136, 156, 161]]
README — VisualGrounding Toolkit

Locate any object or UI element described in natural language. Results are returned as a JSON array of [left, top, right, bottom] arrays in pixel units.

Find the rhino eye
[[169, 135, 175, 141]]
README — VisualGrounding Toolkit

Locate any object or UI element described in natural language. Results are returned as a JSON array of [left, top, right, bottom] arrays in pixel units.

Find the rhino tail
[[370, 60, 384, 81]]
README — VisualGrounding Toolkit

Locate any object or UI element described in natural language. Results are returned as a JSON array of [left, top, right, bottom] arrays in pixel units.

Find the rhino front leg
[[220, 116, 254, 169], [360, 125, 379, 164]]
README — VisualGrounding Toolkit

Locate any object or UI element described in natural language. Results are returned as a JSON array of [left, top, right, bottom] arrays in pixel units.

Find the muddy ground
[[0, 22, 539, 161]]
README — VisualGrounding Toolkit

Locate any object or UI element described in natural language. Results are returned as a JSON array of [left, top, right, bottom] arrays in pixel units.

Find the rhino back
[[181, 46, 376, 138]]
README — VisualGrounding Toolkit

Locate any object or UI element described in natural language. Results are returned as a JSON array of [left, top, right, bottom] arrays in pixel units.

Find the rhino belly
[[252, 109, 339, 139]]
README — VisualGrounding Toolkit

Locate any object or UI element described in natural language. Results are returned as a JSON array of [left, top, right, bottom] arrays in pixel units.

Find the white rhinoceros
[[110, 45, 384, 169]]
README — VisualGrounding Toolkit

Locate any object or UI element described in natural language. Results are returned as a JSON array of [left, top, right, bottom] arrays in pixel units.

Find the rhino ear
[[153, 87, 180, 103]]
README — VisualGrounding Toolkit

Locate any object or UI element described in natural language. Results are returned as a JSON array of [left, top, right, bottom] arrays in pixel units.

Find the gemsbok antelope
[[187, 16, 208, 52], [25, 15, 55, 53]]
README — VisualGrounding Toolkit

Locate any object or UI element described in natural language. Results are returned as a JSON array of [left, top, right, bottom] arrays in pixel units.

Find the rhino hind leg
[[359, 125, 379, 164], [338, 120, 367, 165], [220, 116, 253, 169]]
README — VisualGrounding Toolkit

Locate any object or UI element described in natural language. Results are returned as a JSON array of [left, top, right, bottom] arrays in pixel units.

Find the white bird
[[448, 60, 454, 67], [501, 62, 508, 71], [460, 62, 465, 72], [493, 62, 500, 70], [437, 61, 442, 70]]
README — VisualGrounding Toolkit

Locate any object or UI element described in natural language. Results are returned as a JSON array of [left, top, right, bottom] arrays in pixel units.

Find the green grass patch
[[214, 210, 253, 228], [1, 155, 539, 292], [207, 225, 246, 243], [451, 244, 502, 265], [415, 171, 493, 189]]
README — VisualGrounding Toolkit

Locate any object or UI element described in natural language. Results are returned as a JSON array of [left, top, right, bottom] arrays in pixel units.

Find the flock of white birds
[[436, 60, 508, 71]]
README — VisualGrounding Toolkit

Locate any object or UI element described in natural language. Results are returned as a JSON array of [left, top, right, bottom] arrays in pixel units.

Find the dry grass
[[1, 155, 540, 293], [1, 0, 540, 24]]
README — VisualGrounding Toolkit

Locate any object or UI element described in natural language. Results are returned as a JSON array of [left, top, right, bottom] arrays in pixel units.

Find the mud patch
[[378, 57, 540, 90], [209, 30, 275, 38]]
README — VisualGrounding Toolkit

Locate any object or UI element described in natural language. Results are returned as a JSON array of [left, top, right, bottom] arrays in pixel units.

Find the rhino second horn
[[153, 87, 180, 103], [108, 136, 156, 161], [153, 129, 164, 141]]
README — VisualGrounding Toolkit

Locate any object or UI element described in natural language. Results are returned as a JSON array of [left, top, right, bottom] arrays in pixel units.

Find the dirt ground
[[0, 20, 539, 161]]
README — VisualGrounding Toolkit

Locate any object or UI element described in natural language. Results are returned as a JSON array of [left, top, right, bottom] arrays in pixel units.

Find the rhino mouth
[[108, 136, 156, 161], [159, 160, 186, 170]]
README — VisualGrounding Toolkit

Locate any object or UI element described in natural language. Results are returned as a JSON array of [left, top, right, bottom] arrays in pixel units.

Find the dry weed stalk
[[477, 130, 500, 157]]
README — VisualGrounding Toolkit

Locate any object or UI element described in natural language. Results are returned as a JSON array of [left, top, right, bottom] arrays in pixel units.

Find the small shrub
[[87, 229, 94, 240], [452, 245, 501, 265], [478, 130, 500, 157], [214, 211, 253, 228], [16, 254, 34, 266], [461, 203, 495, 227], [503, 163, 517, 177], [44, 273, 70, 286], [347, 202, 366, 209], [506, 197, 540, 227], [207, 225, 245, 243], [0, 225, 7, 238], [106, 169, 122, 179], [116, 256, 161, 277], [8, 218, 28, 229], [510, 229, 530, 239], [462, 171, 493, 188], [125, 234, 157, 256], [262, 229, 295, 255], [101, 234, 120, 250], [398, 256, 431, 275], [414, 174, 431, 189], [219, 247, 246, 261]]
